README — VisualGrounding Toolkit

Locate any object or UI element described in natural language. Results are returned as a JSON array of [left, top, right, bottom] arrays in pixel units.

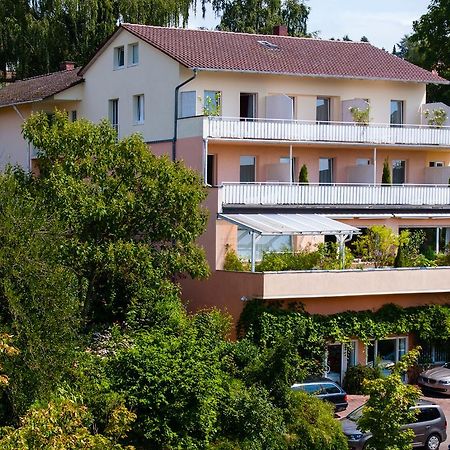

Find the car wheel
[[425, 433, 441, 450]]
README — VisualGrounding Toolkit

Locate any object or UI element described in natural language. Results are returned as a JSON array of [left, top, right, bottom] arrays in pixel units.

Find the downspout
[[172, 68, 198, 162], [12, 105, 31, 172]]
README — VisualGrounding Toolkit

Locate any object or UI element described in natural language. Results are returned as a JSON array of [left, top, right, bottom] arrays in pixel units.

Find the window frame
[[316, 96, 331, 123], [390, 100, 404, 126], [108, 98, 119, 133], [203, 90, 221, 116], [179, 90, 197, 118], [133, 94, 145, 125], [128, 43, 139, 66], [319, 157, 334, 184], [113, 46, 125, 69]]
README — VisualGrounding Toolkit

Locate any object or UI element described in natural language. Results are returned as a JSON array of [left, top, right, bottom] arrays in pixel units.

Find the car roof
[[293, 377, 338, 385], [416, 399, 439, 407]]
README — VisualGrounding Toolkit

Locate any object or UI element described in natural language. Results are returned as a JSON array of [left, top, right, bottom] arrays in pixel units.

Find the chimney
[[60, 61, 75, 71], [273, 25, 288, 36]]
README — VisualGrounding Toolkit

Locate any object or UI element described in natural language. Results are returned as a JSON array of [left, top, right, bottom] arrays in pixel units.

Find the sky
[[188, 0, 431, 50]]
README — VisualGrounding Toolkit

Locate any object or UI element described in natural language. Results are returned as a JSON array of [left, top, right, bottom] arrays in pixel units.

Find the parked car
[[291, 377, 348, 412], [340, 399, 447, 450], [419, 363, 450, 395]]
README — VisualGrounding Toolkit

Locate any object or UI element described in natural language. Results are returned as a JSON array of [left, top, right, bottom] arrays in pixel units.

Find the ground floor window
[[366, 336, 407, 376], [418, 341, 450, 364]]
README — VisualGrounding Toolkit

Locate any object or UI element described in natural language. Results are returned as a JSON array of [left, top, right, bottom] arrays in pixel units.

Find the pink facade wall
[[209, 141, 450, 185]]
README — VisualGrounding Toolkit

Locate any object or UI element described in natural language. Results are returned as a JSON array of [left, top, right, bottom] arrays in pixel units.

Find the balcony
[[203, 117, 450, 147], [256, 266, 450, 299], [221, 182, 450, 208]]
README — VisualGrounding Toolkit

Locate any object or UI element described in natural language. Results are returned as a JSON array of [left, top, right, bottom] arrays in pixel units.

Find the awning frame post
[[250, 232, 261, 272], [336, 234, 348, 269]]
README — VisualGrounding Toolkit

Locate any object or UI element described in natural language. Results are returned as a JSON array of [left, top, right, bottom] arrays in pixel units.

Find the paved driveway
[[337, 393, 450, 448]]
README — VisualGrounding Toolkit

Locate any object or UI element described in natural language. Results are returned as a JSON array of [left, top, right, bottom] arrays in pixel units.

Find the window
[[71, 110, 77, 122], [128, 43, 139, 66], [237, 227, 292, 260], [207, 154, 216, 186], [415, 407, 441, 423], [133, 94, 145, 124], [280, 156, 296, 182], [367, 337, 407, 376], [392, 160, 406, 184], [180, 91, 196, 118], [390, 100, 404, 126], [316, 97, 331, 123], [240, 156, 256, 182], [319, 157, 334, 184], [356, 158, 371, 166], [204, 90, 221, 115], [429, 161, 444, 167], [108, 99, 119, 132], [114, 46, 125, 69], [240, 93, 257, 119]]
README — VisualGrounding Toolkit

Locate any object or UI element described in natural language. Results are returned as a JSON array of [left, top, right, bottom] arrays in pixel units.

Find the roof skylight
[[257, 40, 279, 50]]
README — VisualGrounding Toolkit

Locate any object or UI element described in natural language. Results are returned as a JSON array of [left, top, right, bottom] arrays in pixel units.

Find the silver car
[[419, 363, 450, 395], [340, 400, 447, 450]]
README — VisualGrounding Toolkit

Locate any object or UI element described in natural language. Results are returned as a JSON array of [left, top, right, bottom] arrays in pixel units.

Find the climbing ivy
[[239, 300, 450, 347]]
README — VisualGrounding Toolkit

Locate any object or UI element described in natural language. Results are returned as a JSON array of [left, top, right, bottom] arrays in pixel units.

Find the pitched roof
[[0, 68, 83, 109], [121, 24, 448, 84]]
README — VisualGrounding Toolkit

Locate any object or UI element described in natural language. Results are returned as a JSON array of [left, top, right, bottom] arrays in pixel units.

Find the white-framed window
[[128, 43, 139, 66], [133, 94, 145, 124], [366, 336, 408, 376], [108, 99, 119, 133], [280, 156, 296, 182], [429, 161, 444, 167], [180, 91, 196, 118], [113, 46, 125, 69]]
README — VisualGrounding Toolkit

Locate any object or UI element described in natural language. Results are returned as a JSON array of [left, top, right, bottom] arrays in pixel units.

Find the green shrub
[[353, 225, 398, 267], [436, 252, 450, 266], [298, 164, 309, 183], [0, 398, 134, 449], [343, 364, 382, 394], [382, 158, 391, 184], [286, 391, 348, 450], [223, 247, 245, 271], [255, 244, 352, 272]]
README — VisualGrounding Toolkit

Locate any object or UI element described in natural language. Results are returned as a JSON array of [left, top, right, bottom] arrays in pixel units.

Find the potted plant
[[382, 158, 391, 184], [299, 164, 309, 183], [423, 108, 447, 127], [349, 105, 370, 125]]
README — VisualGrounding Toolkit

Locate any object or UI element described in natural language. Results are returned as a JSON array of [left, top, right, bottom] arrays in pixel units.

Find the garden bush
[[343, 364, 382, 394], [285, 391, 348, 450]]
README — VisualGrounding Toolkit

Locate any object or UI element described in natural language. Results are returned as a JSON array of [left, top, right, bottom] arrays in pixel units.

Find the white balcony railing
[[221, 182, 450, 206], [204, 117, 450, 146]]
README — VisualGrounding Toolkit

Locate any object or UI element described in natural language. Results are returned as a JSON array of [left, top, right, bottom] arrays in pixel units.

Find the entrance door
[[326, 344, 343, 383]]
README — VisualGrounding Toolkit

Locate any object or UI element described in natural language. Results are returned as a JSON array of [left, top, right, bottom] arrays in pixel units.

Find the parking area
[[337, 393, 450, 448]]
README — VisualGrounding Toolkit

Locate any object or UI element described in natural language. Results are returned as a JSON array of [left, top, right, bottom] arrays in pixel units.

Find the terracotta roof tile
[[0, 68, 83, 108], [123, 24, 449, 84]]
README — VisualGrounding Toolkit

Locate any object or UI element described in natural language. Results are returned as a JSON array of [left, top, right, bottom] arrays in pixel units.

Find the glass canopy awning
[[218, 213, 360, 271]]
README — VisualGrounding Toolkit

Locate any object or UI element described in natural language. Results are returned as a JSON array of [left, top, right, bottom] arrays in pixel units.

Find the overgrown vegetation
[[255, 243, 353, 271], [0, 111, 347, 449]]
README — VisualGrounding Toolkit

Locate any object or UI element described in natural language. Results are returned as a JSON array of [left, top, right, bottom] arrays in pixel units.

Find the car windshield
[[347, 405, 364, 422]]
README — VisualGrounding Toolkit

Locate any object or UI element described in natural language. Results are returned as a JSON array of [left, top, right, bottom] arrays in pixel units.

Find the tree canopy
[[216, 0, 310, 37], [0, 0, 205, 79], [405, 0, 450, 104]]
